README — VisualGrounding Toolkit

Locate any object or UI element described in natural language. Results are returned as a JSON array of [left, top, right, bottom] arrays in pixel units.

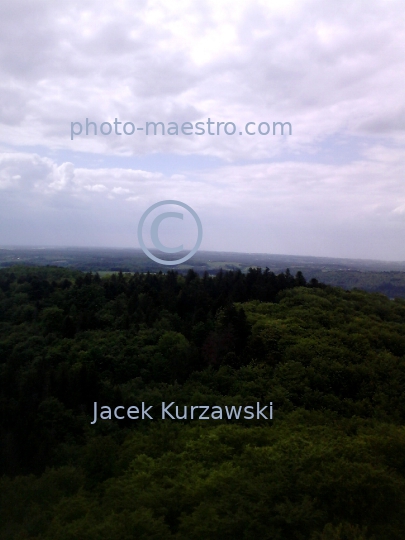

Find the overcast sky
[[0, 0, 404, 260]]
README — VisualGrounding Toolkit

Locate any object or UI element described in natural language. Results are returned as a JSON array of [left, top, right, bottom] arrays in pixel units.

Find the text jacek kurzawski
[[91, 402, 273, 424]]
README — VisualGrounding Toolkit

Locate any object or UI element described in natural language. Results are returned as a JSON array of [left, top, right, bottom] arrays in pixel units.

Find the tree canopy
[[1, 266, 405, 539]]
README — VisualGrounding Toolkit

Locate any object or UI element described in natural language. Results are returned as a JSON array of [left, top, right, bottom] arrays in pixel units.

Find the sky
[[0, 0, 404, 260]]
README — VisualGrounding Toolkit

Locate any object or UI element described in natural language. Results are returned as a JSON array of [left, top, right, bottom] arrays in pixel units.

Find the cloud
[[1, 150, 405, 259], [111, 187, 131, 194], [84, 184, 108, 192], [0, 0, 403, 159], [0, 1, 404, 260]]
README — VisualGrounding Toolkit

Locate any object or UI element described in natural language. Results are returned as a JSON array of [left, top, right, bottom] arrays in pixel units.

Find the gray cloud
[[1, 150, 404, 259], [0, 0, 403, 158], [0, 0, 404, 259]]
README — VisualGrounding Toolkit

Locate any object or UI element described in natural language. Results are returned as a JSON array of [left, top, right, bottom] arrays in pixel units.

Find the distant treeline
[[306, 270, 405, 298], [3, 248, 405, 299]]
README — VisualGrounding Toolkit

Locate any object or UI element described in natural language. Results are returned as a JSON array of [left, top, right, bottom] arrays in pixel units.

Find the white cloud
[[0, 1, 404, 259], [112, 187, 131, 194], [0, 0, 403, 159], [84, 184, 108, 192], [1, 150, 405, 259]]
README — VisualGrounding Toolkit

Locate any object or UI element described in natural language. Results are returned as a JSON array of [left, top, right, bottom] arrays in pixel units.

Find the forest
[[3, 247, 405, 298], [1, 265, 405, 539]]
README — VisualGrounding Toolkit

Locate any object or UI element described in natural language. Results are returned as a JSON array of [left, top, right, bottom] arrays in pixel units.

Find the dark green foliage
[[1, 266, 405, 538]]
